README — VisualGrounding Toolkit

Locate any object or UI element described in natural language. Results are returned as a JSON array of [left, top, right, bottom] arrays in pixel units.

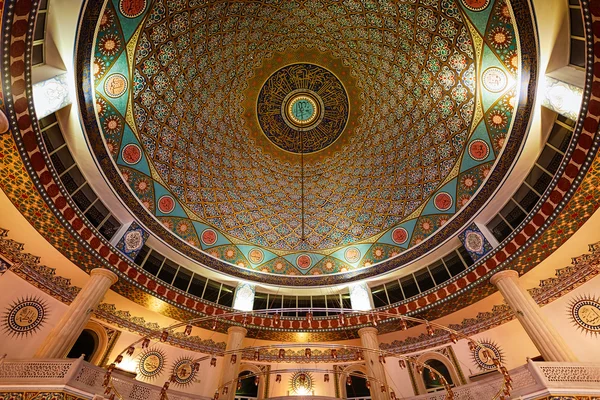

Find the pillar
[[349, 282, 373, 311], [490, 270, 577, 362], [218, 326, 248, 400], [232, 283, 255, 312], [35, 268, 118, 359], [358, 327, 389, 400]]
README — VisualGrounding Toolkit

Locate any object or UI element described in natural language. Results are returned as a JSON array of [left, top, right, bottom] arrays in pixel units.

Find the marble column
[[490, 270, 577, 362], [358, 327, 389, 400], [35, 268, 118, 359], [219, 326, 248, 400]]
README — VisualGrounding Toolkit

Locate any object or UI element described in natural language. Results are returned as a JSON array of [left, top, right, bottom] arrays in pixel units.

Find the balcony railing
[[0, 358, 598, 400]]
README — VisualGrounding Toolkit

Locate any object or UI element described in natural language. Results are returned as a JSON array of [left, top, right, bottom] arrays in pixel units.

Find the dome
[[80, 0, 533, 286]]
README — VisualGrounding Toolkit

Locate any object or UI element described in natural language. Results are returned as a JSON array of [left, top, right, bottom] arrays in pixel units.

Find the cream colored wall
[[106, 328, 223, 398], [2, 250, 600, 398], [0, 271, 68, 358]]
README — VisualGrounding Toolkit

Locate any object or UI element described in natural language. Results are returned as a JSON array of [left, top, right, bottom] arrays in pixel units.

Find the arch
[[67, 321, 109, 366], [414, 352, 462, 395], [338, 364, 369, 399], [237, 363, 265, 400]]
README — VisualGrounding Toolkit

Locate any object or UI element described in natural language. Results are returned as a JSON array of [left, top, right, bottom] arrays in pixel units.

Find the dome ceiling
[[85, 0, 529, 283]]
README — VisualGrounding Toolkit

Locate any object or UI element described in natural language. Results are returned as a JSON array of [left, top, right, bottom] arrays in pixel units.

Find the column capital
[[90, 268, 118, 285], [490, 269, 519, 286], [358, 326, 379, 338], [227, 326, 248, 336]]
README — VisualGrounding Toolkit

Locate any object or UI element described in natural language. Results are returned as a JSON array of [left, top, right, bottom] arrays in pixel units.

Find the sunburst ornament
[[171, 357, 198, 386], [568, 295, 600, 336], [471, 339, 504, 370], [289, 371, 314, 395], [2, 296, 49, 338], [138, 348, 167, 379]]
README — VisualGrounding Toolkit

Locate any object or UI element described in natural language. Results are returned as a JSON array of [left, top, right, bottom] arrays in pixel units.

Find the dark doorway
[[424, 359, 453, 392], [67, 329, 99, 362], [347, 371, 370, 399], [235, 371, 258, 399]]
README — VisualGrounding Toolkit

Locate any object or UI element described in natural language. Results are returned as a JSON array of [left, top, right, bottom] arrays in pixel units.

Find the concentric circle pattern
[[258, 63, 348, 152], [88, 0, 526, 281]]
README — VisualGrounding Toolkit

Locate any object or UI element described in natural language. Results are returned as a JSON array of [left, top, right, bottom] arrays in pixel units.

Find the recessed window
[[32, 1, 49, 66], [400, 275, 419, 299], [188, 274, 207, 297], [371, 285, 388, 308], [218, 284, 235, 307], [385, 280, 404, 304], [157, 259, 178, 285]]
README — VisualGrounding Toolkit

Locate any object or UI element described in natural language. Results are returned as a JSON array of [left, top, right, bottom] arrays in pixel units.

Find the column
[[490, 270, 577, 362], [232, 283, 255, 312], [358, 327, 389, 400], [218, 326, 248, 400], [35, 268, 118, 359], [349, 282, 373, 311], [541, 76, 583, 121]]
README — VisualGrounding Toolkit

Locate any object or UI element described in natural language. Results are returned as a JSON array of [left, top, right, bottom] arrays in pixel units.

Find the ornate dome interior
[[83, 0, 530, 284], [1, 0, 600, 399]]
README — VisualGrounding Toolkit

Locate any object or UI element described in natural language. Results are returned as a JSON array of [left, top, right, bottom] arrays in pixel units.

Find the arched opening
[[66, 329, 99, 362], [346, 371, 371, 399], [423, 359, 454, 393], [235, 371, 259, 400]]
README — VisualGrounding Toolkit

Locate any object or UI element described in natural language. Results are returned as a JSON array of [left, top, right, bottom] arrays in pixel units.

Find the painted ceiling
[[84, 0, 529, 280]]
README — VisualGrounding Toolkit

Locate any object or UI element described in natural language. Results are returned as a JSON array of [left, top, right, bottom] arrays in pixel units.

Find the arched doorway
[[67, 329, 98, 362], [346, 371, 371, 400], [423, 359, 453, 393], [236, 371, 259, 400]]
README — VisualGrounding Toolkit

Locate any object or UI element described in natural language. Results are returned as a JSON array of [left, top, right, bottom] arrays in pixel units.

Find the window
[[486, 115, 575, 242], [400, 275, 419, 299], [218, 284, 235, 307], [568, 3, 585, 68], [371, 285, 388, 308], [385, 280, 404, 303], [41, 113, 122, 240], [32, 0, 49, 66]]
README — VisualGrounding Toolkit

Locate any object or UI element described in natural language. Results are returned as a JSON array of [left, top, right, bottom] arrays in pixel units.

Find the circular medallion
[[248, 248, 264, 264], [120, 0, 147, 19], [257, 63, 349, 154], [138, 349, 165, 378], [571, 299, 600, 332], [462, 0, 490, 11], [121, 143, 142, 165], [296, 254, 312, 270], [124, 230, 144, 253], [465, 231, 484, 253], [472, 341, 503, 370], [104, 73, 128, 98], [287, 95, 319, 126], [6, 300, 46, 335], [434, 192, 453, 211], [468, 139, 490, 161], [391, 228, 409, 245], [482, 67, 508, 93], [201, 229, 218, 246], [290, 371, 314, 395], [157, 195, 175, 214], [344, 247, 361, 263], [171, 358, 196, 386]]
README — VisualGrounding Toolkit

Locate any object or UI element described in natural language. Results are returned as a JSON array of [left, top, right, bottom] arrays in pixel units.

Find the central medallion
[[257, 63, 349, 154]]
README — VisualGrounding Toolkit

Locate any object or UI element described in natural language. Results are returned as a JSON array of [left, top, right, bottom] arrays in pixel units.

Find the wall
[[1, 267, 599, 398]]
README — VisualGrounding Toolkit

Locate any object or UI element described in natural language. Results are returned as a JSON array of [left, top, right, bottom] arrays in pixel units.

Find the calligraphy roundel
[[138, 349, 166, 379], [120, 0, 147, 19], [257, 63, 349, 154], [2, 297, 48, 337], [472, 340, 503, 370], [171, 358, 197, 386], [570, 296, 600, 334]]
